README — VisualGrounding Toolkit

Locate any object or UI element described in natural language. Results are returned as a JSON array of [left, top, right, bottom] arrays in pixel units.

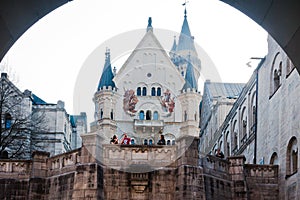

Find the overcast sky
[[1, 0, 267, 125]]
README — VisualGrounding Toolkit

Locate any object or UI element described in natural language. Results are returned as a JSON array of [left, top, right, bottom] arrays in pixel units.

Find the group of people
[[110, 134, 131, 145], [110, 134, 166, 145]]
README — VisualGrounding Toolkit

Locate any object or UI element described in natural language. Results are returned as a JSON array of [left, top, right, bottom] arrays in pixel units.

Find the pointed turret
[[177, 8, 196, 52], [147, 17, 153, 32], [97, 48, 116, 90], [182, 55, 197, 91], [171, 36, 177, 52]]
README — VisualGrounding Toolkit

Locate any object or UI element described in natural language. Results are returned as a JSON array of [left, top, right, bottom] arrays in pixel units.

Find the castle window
[[146, 110, 151, 120], [149, 139, 153, 145], [137, 87, 141, 96], [157, 87, 161, 96], [270, 52, 282, 97], [110, 109, 114, 120], [286, 137, 298, 177], [139, 111, 145, 120], [240, 107, 247, 145], [225, 131, 230, 157], [4, 113, 12, 129], [232, 120, 238, 153], [100, 109, 103, 119], [184, 111, 187, 121], [172, 140, 175, 145], [151, 87, 156, 96], [167, 140, 171, 145], [270, 152, 278, 165], [131, 139, 135, 145], [144, 139, 148, 145], [142, 87, 147, 96], [153, 111, 159, 120]]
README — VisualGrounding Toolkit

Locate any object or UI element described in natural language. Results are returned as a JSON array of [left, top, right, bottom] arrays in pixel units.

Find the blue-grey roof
[[97, 49, 116, 90], [32, 93, 47, 105], [205, 82, 245, 100], [170, 36, 177, 52], [182, 59, 197, 90], [177, 10, 196, 52]]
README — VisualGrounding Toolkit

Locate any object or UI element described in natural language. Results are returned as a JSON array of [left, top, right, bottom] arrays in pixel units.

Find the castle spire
[[97, 48, 116, 90], [177, 5, 196, 52], [182, 53, 197, 91]]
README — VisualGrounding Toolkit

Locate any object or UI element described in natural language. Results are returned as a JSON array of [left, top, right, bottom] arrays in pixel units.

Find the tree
[[0, 73, 46, 159]]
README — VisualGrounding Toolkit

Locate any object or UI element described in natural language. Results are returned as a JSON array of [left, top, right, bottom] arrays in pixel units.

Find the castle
[[0, 9, 291, 200]]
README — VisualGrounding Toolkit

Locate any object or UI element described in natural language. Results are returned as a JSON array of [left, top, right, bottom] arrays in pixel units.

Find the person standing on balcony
[[121, 134, 131, 145]]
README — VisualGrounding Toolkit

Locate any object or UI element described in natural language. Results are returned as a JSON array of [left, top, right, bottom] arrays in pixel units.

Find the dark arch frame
[[0, 1, 299, 73]]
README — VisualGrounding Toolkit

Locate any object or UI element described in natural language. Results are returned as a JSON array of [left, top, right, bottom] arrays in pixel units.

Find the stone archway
[[0, 1, 299, 72]]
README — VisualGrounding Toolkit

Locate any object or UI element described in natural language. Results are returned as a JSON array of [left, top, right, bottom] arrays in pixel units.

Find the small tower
[[178, 55, 202, 138], [91, 48, 119, 139]]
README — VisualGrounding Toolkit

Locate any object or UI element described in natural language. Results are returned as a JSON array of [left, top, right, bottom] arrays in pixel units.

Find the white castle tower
[[82, 10, 202, 171]]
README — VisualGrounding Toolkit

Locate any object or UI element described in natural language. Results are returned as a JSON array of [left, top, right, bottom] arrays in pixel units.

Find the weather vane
[[182, 0, 189, 16], [182, 0, 189, 7]]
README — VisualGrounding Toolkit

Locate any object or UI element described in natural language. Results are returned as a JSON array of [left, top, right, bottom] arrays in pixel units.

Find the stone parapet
[[103, 144, 177, 172]]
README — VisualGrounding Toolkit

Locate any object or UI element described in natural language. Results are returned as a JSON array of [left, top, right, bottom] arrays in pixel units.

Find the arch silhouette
[[0, 1, 299, 72]]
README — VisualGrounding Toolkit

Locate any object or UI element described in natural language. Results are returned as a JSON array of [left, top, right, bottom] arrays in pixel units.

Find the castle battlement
[[181, 88, 201, 94], [97, 86, 117, 92]]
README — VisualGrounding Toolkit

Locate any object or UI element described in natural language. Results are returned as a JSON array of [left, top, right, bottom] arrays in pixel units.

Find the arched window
[[157, 87, 161, 96], [144, 139, 148, 145], [232, 120, 238, 152], [241, 107, 247, 144], [286, 137, 298, 177], [100, 109, 103, 119], [250, 93, 256, 130], [172, 140, 175, 145], [149, 139, 153, 145], [225, 131, 230, 157], [146, 110, 151, 120], [184, 111, 187, 121], [139, 111, 145, 120], [142, 87, 147, 96], [167, 140, 171, 145], [270, 152, 278, 165], [131, 139, 135, 145], [110, 109, 114, 120], [270, 52, 282, 96], [5, 113, 12, 129], [137, 87, 141, 96], [151, 87, 156, 96], [153, 111, 159, 120]]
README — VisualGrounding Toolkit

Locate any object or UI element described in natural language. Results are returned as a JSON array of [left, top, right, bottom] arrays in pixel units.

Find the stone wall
[[0, 138, 279, 200]]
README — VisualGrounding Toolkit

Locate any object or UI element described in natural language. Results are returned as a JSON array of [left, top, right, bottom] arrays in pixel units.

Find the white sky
[[1, 0, 267, 125]]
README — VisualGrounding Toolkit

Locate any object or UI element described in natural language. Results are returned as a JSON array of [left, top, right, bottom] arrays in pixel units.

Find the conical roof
[[182, 55, 197, 90], [177, 9, 196, 52], [97, 49, 116, 90]]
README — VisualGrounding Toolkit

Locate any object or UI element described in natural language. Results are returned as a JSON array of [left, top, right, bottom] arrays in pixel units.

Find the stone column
[[228, 155, 247, 200]]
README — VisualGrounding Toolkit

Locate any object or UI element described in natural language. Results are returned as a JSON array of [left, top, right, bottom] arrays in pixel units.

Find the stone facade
[[256, 35, 299, 199], [0, 73, 87, 159], [199, 35, 298, 199], [0, 139, 279, 199]]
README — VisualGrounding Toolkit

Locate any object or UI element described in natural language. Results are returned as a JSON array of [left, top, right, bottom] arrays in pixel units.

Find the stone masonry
[[0, 137, 279, 200]]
